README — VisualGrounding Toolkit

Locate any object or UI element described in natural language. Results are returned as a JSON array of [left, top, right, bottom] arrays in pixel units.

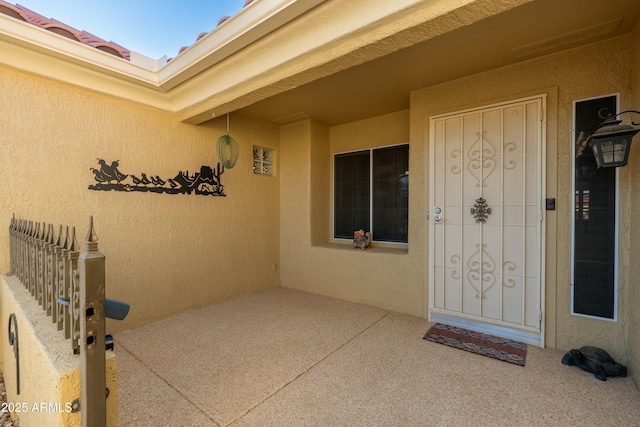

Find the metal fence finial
[[58, 225, 69, 249], [47, 224, 55, 245], [67, 227, 79, 252], [53, 224, 62, 246], [85, 216, 99, 247]]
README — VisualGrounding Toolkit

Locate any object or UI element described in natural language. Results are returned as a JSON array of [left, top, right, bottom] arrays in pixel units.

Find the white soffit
[[0, 0, 325, 93], [0, 0, 545, 123], [158, 0, 326, 91], [0, 13, 159, 87]]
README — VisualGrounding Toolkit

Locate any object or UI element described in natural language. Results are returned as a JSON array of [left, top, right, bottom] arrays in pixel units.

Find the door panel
[[429, 97, 545, 344]]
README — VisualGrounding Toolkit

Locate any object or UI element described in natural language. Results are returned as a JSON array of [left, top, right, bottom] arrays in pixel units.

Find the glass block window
[[334, 144, 409, 243], [253, 146, 274, 176]]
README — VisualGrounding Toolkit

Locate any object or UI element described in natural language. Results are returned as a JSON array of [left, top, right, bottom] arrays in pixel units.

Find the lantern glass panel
[[592, 136, 631, 167]]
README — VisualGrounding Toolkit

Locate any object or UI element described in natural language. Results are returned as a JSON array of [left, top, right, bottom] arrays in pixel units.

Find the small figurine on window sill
[[353, 229, 372, 249]]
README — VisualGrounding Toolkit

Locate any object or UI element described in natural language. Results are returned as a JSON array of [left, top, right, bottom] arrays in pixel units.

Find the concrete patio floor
[[115, 287, 640, 426]]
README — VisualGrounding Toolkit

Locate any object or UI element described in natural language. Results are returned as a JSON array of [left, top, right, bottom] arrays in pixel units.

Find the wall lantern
[[216, 114, 239, 169], [588, 109, 640, 168]]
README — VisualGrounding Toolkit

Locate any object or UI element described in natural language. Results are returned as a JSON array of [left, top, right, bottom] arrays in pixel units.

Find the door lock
[[433, 207, 443, 222]]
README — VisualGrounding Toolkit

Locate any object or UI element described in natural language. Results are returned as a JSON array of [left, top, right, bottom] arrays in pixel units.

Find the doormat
[[423, 323, 526, 366]]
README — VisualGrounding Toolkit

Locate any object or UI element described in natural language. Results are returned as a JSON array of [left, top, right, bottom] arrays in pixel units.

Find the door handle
[[433, 207, 443, 222]]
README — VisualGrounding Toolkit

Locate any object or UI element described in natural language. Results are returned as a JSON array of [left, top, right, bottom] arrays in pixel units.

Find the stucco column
[[279, 119, 330, 285]]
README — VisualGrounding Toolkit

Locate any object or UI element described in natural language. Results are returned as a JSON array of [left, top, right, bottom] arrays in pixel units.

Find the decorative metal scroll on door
[[470, 197, 491, 223], [455, 131, 517, 187], [450, 244, 517, 300], [88, 159, 225, 196]]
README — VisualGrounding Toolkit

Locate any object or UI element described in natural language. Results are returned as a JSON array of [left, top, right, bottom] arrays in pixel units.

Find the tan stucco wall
[[277, 33, 638, 369], [0, 65, 281, 333], [2, 1, 638, 388], [412, 35, 635, 359], [281, 35, 637, 363], [627, 21, 640, 386], [280, 112, 425, 316]]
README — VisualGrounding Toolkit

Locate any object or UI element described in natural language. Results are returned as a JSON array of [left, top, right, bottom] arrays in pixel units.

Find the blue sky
[[14, 0, 248, 59]]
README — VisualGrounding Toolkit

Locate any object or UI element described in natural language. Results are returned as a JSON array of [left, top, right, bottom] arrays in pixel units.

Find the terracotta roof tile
[[0, 3, 24, 21], [173, 0, 258, 59], [0, 0, 259, 61], [217, 16, 231, 27], [0, 1, 131, 60]]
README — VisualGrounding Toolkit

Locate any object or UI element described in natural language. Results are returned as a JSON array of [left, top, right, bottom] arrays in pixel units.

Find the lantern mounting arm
[[598, 108, 640, 126]]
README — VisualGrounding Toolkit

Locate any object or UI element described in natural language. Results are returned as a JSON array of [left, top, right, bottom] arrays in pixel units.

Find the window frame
[[570, 94, 620, 322], [332, 142, 409, 245]]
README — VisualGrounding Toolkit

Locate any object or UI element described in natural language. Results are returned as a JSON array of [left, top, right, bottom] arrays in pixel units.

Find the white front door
[[428, 97, 546, 346]]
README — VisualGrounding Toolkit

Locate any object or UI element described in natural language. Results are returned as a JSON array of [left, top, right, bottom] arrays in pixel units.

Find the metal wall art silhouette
[[88, 159, 225, 196]]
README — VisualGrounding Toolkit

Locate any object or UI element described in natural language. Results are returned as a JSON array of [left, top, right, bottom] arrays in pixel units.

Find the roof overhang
[[0, 0, 328, 117], [1, 0, 638, 126]]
